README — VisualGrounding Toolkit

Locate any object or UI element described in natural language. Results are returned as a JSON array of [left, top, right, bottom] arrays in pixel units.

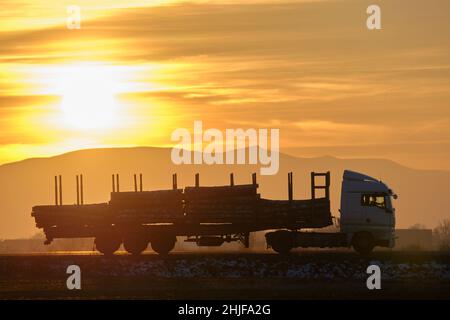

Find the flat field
[[0, 250, 449, 299]]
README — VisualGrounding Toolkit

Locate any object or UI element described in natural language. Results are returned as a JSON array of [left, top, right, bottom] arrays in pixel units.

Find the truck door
[[361, 193, 392, 231]]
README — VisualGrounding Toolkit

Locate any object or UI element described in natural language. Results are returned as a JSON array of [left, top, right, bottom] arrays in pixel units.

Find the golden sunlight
[[57, 64, 120, 129]]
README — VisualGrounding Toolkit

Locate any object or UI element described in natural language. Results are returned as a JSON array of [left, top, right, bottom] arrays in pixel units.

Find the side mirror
[[393, 194, 398, 200]]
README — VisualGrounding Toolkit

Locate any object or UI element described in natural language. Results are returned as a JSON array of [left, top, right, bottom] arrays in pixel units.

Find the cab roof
[[343, 170, 378, 182]]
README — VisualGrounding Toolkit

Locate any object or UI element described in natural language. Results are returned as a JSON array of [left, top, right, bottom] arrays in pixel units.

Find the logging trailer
[[31, 170, 397, 255]]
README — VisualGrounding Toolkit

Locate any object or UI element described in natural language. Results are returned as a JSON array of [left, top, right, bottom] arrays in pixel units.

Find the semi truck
[[31, 170, 397, 255]]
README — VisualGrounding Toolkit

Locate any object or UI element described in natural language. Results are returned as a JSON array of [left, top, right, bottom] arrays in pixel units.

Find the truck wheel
[[151, 236, 176, 255], [271, 241, 293, 255], [352, 232, 375, 255], [124, 235, 148, 256], [267, 230, 294, 255], [95, 236, 121, 256]]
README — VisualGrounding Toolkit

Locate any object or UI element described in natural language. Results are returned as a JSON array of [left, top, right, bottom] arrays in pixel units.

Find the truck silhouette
[[31, 170, 397, 255]]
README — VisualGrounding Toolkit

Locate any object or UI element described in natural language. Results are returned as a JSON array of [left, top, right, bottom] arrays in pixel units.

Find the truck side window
[[361, 194, 386, 209]]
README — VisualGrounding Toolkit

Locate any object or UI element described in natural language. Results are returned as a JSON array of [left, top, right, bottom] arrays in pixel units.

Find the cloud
[[0, 0, 450, 169]]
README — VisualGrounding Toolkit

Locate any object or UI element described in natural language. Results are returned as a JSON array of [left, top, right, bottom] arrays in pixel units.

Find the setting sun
[[58, 64, 119, 129]]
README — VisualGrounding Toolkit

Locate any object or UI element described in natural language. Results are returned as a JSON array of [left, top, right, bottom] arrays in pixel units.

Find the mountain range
[[1, 147, 449, 239]]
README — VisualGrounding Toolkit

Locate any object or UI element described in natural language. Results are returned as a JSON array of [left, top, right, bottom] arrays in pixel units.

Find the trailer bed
[[31, 172, 332, 254]]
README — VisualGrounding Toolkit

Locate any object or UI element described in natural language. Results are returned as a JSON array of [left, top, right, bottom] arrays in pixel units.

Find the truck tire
[[267, 230, 294, 255], [124, 235, 148, 256], [352, 232, 375, 255], [150, 236, 177, 255], [151, 235, 176, 255], [95, 236, 121, 256]]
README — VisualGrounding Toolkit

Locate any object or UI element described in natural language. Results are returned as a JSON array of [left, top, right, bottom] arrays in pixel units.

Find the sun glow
[[58, 64, 120, 129]]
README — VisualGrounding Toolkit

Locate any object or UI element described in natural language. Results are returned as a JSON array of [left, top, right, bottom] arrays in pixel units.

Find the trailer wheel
[[271, 241, 293, 255], [95, 236, 121, 256], [151, 235, 176, 255], [267, 230, 294, 255], [123, 235, 148, 256], [352, 232, 375, 255]]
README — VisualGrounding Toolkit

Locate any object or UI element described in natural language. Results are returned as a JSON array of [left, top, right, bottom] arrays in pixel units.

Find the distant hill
[[1, 146, 449, 239]]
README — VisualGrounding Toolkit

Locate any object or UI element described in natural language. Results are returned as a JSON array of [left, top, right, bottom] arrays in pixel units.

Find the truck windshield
[[361, 194, 386, 209]]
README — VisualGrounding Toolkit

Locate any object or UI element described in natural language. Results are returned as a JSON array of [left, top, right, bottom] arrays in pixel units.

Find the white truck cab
[[340, 170, 397, 254], [265, 170, 397, 254]]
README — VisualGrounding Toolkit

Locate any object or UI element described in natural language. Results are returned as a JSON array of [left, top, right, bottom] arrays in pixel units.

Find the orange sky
[[1, 0, 450, 170]]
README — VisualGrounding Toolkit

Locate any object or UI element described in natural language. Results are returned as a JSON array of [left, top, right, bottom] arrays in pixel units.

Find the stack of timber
[[184, 184, 259, 223], [109, 189, 184, 222], [32, 203, 111, 228], [257, 198, 332, 228], [32, 173, 333, 228]]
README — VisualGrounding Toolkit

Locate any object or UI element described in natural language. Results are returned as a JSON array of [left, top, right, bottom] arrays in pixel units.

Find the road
[[0, 250, 449, 299]]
